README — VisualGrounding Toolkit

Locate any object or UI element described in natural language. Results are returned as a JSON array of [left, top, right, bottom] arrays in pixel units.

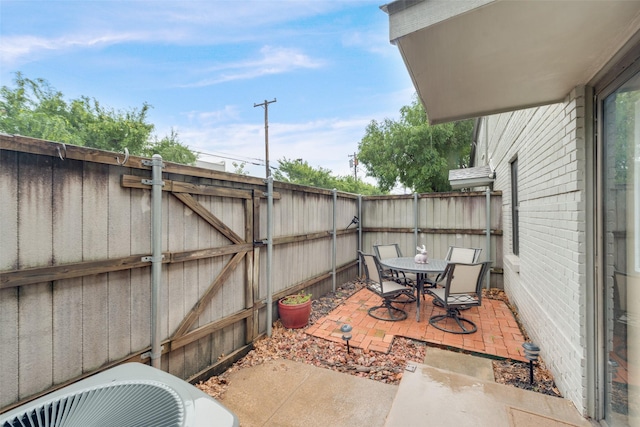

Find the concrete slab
[[215, 349, 593, 427], [384, 362, 592, 427], [220, 359, 397, 427], [424, 346, 495, 382]]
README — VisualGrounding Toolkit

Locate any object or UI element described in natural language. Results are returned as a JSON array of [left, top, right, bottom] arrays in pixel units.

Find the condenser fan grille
[[3, 381, 184, 427]]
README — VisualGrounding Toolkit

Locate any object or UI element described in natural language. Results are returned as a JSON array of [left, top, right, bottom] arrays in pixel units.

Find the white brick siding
[[478, 87, 588, 414]]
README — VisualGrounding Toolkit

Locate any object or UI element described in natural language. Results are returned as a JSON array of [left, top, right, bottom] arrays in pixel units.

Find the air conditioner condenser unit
[[1, 362, 239, 427]]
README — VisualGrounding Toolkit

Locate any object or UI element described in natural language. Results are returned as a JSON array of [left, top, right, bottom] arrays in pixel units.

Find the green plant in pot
[[278, 293, 312, 329]]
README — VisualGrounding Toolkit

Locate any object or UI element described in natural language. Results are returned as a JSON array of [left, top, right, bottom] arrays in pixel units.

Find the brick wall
[[480, 87, 588, 413]]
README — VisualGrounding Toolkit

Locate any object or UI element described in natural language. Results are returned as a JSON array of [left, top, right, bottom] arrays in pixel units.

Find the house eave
[[382, 0, 640, 124]]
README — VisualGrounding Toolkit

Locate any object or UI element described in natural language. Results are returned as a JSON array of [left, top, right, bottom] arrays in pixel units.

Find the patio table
[[378, 257, 448, 322]]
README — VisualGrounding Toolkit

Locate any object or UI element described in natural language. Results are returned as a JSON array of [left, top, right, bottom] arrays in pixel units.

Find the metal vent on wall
[[1, 363, 239, 427]]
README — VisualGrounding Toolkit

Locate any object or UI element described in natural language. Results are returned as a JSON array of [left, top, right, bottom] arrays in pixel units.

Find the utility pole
[[348, 152, 358, 181], [254, 98, 277, 178]]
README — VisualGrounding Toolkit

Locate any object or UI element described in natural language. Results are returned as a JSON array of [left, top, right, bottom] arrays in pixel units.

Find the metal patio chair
[[373, 243, 418, 286], [425, 246, 482, 288], [613, 270, 628, 336], [426, 261, 491, 334], [359, 251, 414, 321]]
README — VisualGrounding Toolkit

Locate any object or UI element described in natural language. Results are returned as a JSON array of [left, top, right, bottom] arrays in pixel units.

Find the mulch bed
[[197, 281, 561, 400]]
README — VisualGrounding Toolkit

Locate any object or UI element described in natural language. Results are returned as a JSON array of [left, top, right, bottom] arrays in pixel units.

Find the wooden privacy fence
[[0, 135, 502, 412], [0, 135, 358, 412], [361, 192, 503, 286]]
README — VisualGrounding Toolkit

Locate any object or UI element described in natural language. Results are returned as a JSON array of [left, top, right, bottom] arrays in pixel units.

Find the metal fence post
[[266, 176, 274, 336], [150, 154, 164, 369], [414, 192, 419, 249], [485, 188, 491, 289], [358, 194, 362, 277], [332, 189, 337, 292]]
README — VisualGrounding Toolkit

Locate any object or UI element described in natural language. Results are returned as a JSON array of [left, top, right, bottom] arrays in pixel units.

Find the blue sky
[[0, 1, 415, 180]]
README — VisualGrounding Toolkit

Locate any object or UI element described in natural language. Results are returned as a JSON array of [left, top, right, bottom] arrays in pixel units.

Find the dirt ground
[[197, 281, 561, 400]]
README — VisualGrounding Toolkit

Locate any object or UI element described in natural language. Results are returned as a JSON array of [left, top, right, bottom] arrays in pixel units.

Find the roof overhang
[[449, 164, 494, 190], [382, 0, 640, 124]]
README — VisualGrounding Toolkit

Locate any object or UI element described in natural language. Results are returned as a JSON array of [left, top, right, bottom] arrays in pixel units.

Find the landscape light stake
[[341, 324, 353, 354], [522, 342, 540, 385]]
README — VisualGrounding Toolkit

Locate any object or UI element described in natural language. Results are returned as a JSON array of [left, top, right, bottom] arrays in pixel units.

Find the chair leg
[[429, 308, 477, 334], [368, 299, 408, 321], [390, 290, 416, 304]]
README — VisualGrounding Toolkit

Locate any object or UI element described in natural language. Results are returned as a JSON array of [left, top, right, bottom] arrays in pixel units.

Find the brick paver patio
[[306, 288, 527, 362]]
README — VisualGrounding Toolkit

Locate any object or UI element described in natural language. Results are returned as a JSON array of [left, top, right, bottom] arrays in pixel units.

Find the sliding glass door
[[601, 70, 640, 426]]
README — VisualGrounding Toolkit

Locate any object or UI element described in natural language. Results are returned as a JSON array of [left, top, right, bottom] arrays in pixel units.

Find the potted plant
[[278, 293, 312, 329]]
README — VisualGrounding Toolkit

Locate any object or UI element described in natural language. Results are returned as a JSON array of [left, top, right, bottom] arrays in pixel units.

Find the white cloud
[[0, 32, 144, 66], [183, 106, 242, 126], [183, 46, 325, 87], [151, 2, 340, 29]]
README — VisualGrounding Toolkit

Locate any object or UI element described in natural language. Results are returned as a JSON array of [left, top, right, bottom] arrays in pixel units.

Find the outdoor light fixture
[[346, 216, 359, 229], [522, 342, 540, 384], [341, 324, 353, 353]]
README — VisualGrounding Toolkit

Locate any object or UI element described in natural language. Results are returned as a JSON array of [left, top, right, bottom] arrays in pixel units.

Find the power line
[[193, 149, 264, 166]]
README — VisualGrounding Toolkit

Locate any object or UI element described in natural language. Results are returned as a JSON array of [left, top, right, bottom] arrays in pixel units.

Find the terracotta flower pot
[[278, 296, 312, 329]]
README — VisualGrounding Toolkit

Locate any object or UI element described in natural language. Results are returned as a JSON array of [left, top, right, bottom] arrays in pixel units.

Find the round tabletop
[[378, 257, 448, 274]]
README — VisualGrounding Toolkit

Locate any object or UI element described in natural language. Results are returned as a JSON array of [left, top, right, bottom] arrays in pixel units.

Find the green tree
[[0, 72, 196, 164], [358, 96, 474, 193], [273, 158, 383, 195], [143, 129, 196, 165], [608, 89, 640, 185], [231, 161, 249, 175], [0, 73, 78, 144]]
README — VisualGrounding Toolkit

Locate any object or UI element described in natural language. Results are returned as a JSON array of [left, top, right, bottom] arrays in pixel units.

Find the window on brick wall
[[510, 158, 519, 256]]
